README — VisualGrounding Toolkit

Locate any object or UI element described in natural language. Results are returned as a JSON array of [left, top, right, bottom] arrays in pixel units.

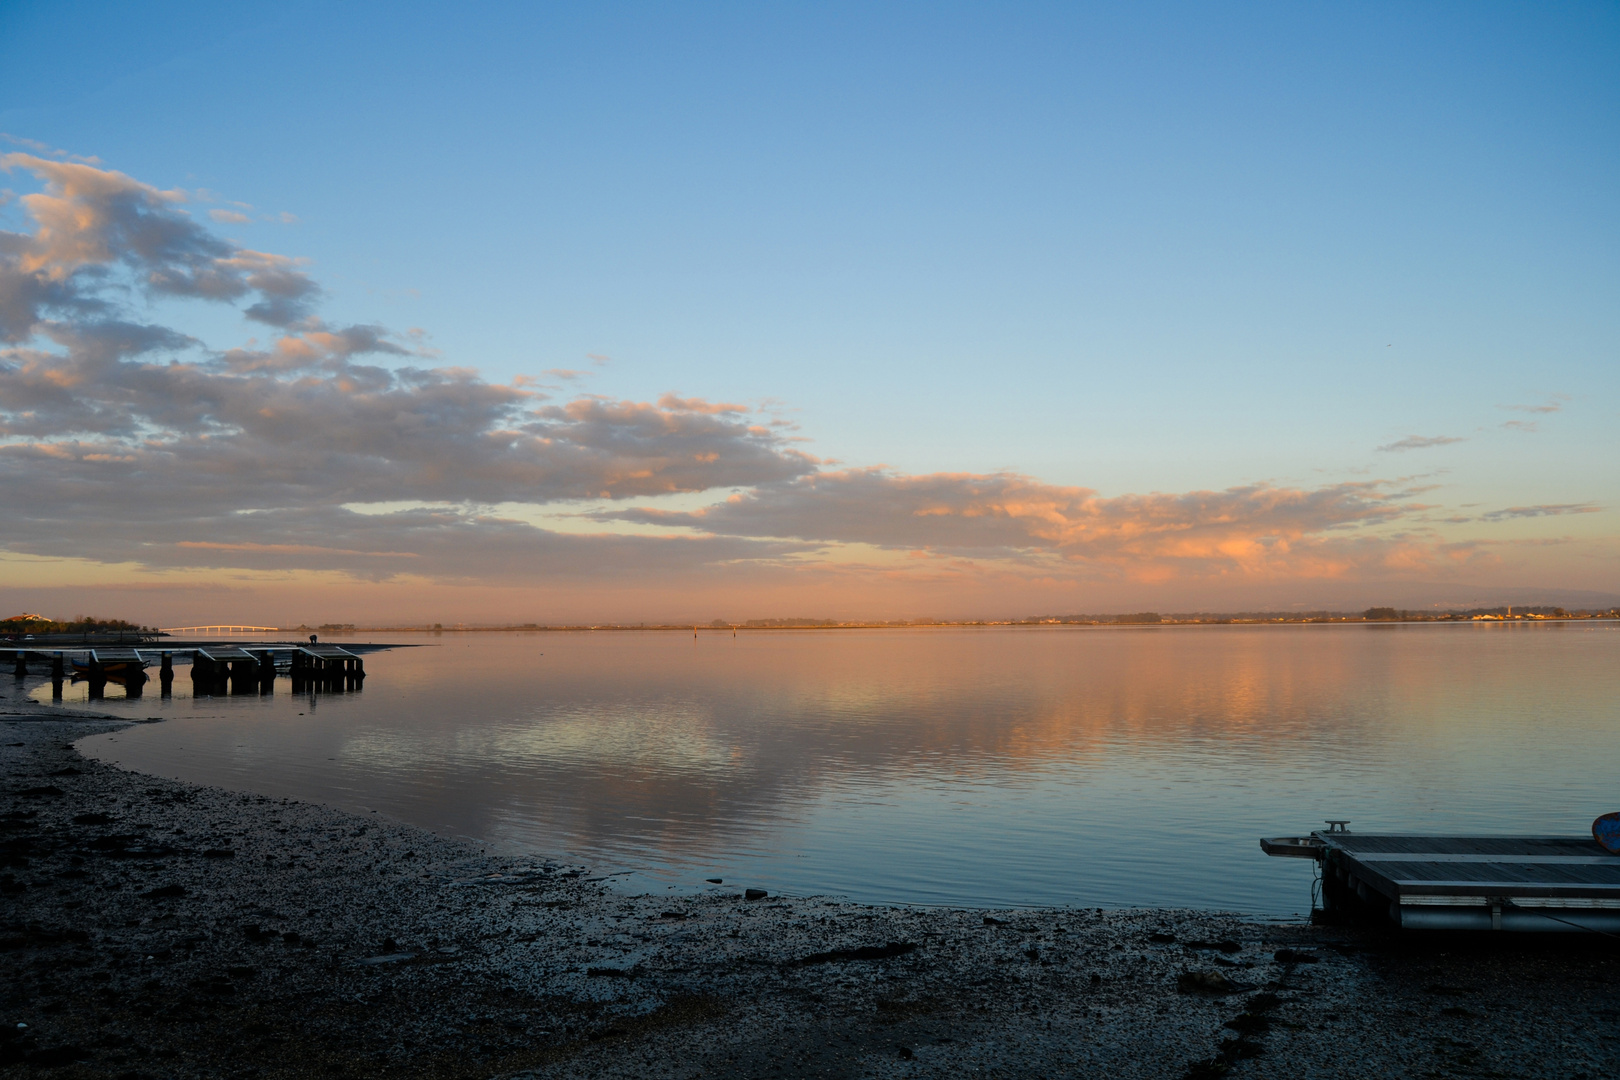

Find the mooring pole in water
[[233, 658, 256, 696], [256, 650, 276, 694], [51, 652, 63, 699], [12, 651, 26, 679], [87, 656, 105, 700], [160, 652, 173, 697]]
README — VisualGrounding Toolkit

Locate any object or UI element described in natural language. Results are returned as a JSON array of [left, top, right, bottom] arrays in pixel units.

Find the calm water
[[31, 623, 1620, 916]]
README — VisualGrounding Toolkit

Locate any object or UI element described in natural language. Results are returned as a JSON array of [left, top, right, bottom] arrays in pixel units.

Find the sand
[[3, 693, 1618, 1078]]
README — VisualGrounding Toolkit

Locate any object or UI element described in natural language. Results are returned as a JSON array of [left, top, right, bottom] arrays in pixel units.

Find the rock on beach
[[2, 699, 1618, 1078]]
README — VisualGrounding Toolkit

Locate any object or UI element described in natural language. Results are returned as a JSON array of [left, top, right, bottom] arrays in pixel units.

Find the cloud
[[0, 153, 326, 340], [587, 353, 611, 366], [1502, 420, 1538, 433], [598, 469, 1427, 583], [1375, 435, 1465, 453], [0, 157, 819, 583], [0, 135, 100, 165], [0, 155, 1600, 605], [1505, 394, 1569, 415], [1481, 503, 1601, 522], [208, 209, 251, 224]]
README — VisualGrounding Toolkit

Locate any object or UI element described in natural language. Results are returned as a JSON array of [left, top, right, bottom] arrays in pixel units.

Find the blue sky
[[0, 1, 1615, 621]]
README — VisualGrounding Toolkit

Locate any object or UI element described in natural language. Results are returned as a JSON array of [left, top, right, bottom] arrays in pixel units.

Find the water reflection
[[62, 624, 1620, 914]]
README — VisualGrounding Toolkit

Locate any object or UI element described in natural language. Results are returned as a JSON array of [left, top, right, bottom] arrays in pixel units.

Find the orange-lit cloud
[[0, 155, 1611, 620]]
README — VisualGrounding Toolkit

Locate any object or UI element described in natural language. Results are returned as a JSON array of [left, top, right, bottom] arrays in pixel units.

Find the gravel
[[3, 698, 1618, 1078]]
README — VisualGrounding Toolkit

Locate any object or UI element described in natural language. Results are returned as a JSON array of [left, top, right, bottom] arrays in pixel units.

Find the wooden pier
[[1263, 826, 1620, 932], [3, 642, 371, 699]]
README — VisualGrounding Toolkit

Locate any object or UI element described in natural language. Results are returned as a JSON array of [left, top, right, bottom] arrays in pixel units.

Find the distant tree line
[[1, 613, 156, 637]]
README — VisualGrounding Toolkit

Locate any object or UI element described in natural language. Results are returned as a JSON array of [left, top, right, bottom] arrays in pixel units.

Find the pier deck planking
[[1277, 831, 1620, 931]]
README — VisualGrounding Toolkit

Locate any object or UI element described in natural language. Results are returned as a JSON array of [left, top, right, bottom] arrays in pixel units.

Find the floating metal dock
[[1263, 825, 1620, 932]]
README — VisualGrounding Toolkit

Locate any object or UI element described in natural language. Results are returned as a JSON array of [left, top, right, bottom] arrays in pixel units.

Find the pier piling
[[87, 657, 105, 700]]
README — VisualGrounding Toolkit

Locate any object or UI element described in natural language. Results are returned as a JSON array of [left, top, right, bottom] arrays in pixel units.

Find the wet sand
[[3, 697, 1618, 1078]]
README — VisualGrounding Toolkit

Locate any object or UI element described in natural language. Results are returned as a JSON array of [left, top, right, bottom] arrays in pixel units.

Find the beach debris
[[745, 888, 768, 900], [797, 942, 916, 965], [355, 952, 416, 966], [1177, 970, 1239, 995], [1148, 931, 1177, 943], [659, 910, 687, 920], [983, 916, 1007, 925], [706, 877, 723, 884], [142, 883, 187, 899], [1185, 939, 1242, 953], [1223, 1011, 1271, 1035], [19, 1043, 89, 1067]]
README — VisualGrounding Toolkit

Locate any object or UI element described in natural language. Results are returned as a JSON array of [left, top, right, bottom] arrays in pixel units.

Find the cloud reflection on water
[[72, 624, 1620, 912]]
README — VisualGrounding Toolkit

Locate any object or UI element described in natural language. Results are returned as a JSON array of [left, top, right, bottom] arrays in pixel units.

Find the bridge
[[158, 625, 283, 635]]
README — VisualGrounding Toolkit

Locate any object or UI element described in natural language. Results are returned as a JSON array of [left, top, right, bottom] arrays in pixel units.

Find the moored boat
[[69, 657, 149, 684]]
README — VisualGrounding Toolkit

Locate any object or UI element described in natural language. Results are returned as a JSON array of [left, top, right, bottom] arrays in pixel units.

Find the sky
[[0, 0, 1616, 625]]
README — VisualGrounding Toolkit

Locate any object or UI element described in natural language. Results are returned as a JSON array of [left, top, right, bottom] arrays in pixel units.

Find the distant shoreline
[[252, 611, 1620, 636]]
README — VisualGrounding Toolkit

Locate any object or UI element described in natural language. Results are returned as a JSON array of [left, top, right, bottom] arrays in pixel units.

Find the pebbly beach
[[3, 695, 1619, 1079]]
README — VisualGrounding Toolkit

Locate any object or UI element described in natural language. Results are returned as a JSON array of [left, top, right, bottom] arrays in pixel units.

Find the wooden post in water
[[87, 656, 105, 700], [256, 651, 276, 694], [51, 652, 63, 699], [159, 652, 173, 697], [229, 658, 251, 696], [12, 651, 26, 679]]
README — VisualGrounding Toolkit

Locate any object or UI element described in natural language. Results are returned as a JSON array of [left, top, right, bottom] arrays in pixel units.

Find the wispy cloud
[[1505, 394, 1569, 415], [1481, 503, 1601, 522], [1376, 435, 1465, 453], [208, 209, 251, 224]]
